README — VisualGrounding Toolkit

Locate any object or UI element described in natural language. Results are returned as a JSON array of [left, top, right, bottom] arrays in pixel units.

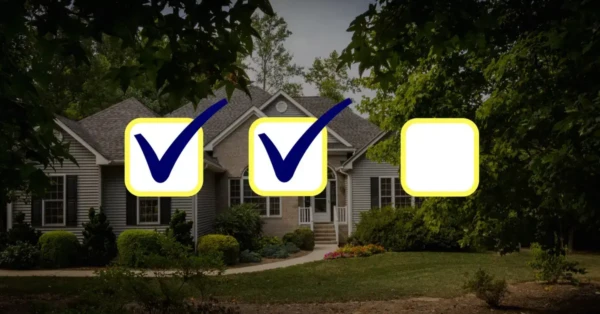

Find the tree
[[305, 50, 359, 102], [339, 0, 600, 254], [250, 13, 304, 96], [0, 0, 273, 201]]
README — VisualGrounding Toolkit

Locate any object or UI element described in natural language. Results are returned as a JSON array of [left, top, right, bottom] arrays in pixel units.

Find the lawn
[[1, 250, 599, 305], [213, 250, 600, 303]]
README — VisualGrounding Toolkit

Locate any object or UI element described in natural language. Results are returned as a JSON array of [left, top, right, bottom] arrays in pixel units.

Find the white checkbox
[[401, 119, 479, 197]]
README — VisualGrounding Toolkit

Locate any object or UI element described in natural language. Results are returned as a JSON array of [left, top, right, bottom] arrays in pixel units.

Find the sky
[[256, 0, 376, 115]]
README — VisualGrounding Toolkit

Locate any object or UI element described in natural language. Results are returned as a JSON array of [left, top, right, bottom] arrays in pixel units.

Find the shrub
[[284, 242, 300, 254], [260, 244, 289, 259], [283, 228, 315, 251], [92, 237, 228, 314], [198, 234, 240, 265], [353, 206, 463, 252], [81, 207, 117, 266], [4, 212, 41, 247], [258, 235, 283, 249], [165, 209, 194, 248], [528, 243, 586, 284], [215, 203, 263, 251], [240, 250, 262, 263], [117, 230, 162, 268], [0, 241, 40, 269], [463, 269, 508, 307], [39, 231, 80, 268]]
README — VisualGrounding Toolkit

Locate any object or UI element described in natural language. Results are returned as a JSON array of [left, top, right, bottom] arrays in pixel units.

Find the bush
[[165, 209, 194, 248], [0, 241, 40, 269], [260, 244, 289, 259], [117, 230, 162, 268], [215, 203, 263, 251], [463, 269, 508, 307], [39, 231, 79, 268], [3, 212, 42, 248], [353, 206, 464, 252], [528, 243, 586, 284], [198, 234, 240, 265], [283, 228, 315, 251], [258, 235, 283, 249], [240, 250, 262, 263], [284, 242, 300, 254], [81, 208, 117, 266]]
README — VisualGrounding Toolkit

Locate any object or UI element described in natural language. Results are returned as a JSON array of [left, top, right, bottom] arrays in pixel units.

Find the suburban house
[[3, 87, 419, 245]]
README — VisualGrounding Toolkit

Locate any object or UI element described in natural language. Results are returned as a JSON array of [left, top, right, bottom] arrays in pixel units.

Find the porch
[[298, 205, 349, 245]]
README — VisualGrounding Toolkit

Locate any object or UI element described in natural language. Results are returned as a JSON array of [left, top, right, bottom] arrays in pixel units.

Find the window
[[138, 197, 160, 224], [43, 175, 66, 226], [228, 169, 281, 217], [379, 177, 416, 208]]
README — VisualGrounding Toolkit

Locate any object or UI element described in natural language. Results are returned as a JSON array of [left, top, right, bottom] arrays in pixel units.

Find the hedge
[[197, 234, 240, 265], [117, 230, 162, 267], [39, 231, 80, 268]]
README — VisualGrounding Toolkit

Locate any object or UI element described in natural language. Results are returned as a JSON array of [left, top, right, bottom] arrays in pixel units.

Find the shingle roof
[[78, 98, 159, 160], [57, 87, 381, 165], [168, 86, 272, 143], [293, 96, 381, 151], [55, 115, 108, 157]]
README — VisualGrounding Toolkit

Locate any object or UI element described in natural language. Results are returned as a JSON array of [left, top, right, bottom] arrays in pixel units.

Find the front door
[[312, 183, 330, 222], [313, 179, 337, 223]]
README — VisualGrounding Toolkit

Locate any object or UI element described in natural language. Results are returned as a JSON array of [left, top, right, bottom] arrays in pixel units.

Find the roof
[[293, 96, 381, 150], [56, 87, 382, 166], [168, 86, 272, 143], [78, 98, 158, 160]]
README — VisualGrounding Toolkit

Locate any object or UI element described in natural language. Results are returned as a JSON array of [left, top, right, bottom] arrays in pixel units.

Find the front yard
[[1, 250, 599, 312]]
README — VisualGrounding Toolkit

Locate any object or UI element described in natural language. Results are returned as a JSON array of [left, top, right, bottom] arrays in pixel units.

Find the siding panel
[[350, 155, 399, 225], [102, 166, 193, 236], [197, 170, 217, 236], [12, 131, 100, 241]]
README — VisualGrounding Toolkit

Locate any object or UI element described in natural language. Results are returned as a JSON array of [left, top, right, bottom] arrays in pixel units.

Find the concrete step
[[315, 240, 337, 244], [314, 231, 336, 236], [315, 237, 336, 242], [313, 225, 335, 230]]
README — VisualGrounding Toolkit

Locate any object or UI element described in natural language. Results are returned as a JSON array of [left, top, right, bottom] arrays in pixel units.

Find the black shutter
[[126, 189, 137, 225], [66, 175, 78, 226], [160, 197, 171, 225], [370, 177, 379, 209], [31, 198, 42, 227]]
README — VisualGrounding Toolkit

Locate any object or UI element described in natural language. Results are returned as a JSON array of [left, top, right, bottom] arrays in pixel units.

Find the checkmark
[[134, 99, 228, 183], [258, 98, 352, 183]]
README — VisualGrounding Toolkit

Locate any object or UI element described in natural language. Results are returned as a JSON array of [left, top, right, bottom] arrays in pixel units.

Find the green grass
[[1, 251, 599, 304], [213, 250, 600, 303]]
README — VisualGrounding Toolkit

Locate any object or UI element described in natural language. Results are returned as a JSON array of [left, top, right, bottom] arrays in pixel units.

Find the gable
[[204, 107, 266, 151]]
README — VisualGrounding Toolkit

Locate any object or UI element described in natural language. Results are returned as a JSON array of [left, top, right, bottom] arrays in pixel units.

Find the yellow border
[[400, 118, 479, 197], [125, 118, 204, 197], [248, 117, 328, 197]]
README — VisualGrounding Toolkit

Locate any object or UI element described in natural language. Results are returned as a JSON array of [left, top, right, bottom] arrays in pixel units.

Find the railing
[[298, 207, 313, 231], [337, 206, 348, 224], [333, 206, 340, 245]]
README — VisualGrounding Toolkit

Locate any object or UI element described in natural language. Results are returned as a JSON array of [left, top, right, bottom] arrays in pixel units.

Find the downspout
[[7, 202, 13, 230], [338, 168, 352, 236]]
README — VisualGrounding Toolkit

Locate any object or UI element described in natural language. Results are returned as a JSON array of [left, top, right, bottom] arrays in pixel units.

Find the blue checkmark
[[258, 98, 352, 183], [134, 99, 228, 183]]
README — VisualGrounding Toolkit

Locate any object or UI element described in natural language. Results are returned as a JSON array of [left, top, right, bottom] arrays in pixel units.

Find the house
[[3, 87, 420, 245]]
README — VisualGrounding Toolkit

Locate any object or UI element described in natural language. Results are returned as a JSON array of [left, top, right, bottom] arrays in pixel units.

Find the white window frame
[[137, 197, 161, 225], [379, 176, 415, 208], [42, 174, 67, 227], [228, 173, 282, 218]]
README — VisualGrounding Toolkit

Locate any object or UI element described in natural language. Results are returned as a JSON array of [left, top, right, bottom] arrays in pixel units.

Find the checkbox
[[248, 117, 328, 196], [125, 118, 203, 197], [400, 118, 479, 197]]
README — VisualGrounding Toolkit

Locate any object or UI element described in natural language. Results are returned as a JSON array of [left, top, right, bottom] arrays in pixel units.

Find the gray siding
[[197, 170, 217, 236], [101, 166, 193, 236], [350, 155, 399, 225], [12, 130, 100, 240], [262, 95, 340, 143]]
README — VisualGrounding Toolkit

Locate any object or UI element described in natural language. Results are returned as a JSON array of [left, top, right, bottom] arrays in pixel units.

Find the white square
[[401, 118, 479, 197], [125, 118, 203, 197], [249, 117, 327, 196]]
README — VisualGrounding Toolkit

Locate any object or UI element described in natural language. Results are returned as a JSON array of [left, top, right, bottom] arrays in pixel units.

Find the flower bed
[[324, 244, 385, 260]]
